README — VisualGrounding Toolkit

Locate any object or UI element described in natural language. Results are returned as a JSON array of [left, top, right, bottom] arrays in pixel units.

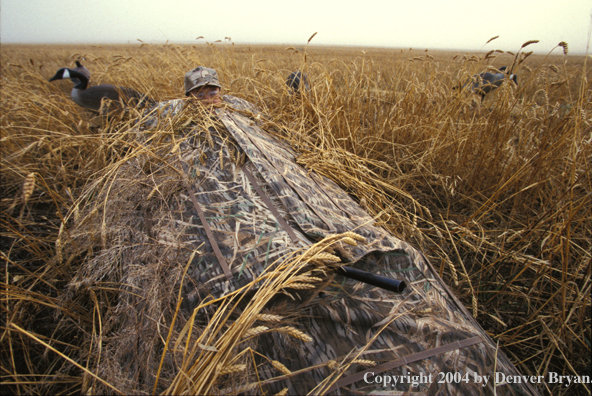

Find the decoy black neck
[[65, 69, 90, 89]]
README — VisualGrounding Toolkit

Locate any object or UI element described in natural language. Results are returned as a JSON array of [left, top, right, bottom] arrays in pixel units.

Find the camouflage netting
[[62, 96, 541, 395]]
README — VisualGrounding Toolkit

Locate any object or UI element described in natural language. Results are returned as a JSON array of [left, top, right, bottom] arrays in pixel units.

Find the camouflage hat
[[184, 66, 222, 96]]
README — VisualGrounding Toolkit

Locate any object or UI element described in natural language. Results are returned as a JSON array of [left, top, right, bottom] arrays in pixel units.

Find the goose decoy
[[286, 71, 310, 94], [467, 66, 518, 101], [49, 67, 155, 112]]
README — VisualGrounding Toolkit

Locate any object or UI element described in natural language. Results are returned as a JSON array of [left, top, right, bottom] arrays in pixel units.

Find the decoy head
[[286, 71, 310, 94], [49, 68, 69, 82], [498, 66, 518, 85], [511, 74, 518, 85], [49, 67, 90, 89]]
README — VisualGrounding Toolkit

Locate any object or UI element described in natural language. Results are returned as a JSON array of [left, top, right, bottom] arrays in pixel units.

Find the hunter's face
[[190, 85, 222, 104]]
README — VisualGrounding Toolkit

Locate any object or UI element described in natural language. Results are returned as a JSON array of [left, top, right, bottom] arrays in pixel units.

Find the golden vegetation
[[1, 41, 590, 395]]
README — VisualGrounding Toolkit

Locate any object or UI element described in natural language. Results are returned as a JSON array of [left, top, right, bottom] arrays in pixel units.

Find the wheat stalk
[[275, 326, 313, 342], [22, 172, 36, 205], [520, 40, 539, 49], [256, 314, 284, 322], [284, 282, 317, 290], [352, 359, 376, 367], [271, 360, 292, 375], [218, 364, 247, 375], [486, 36, 500, 44], [242, 325, 269, 339], [310, 252, 341, 263]]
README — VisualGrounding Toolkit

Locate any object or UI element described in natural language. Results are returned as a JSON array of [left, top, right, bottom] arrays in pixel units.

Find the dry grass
[[1, 41, 590, 395]]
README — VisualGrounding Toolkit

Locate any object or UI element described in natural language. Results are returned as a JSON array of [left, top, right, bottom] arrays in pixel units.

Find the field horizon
[[2, 41, 589, 56]]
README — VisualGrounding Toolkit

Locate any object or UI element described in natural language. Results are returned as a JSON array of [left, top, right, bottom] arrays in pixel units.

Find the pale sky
[[1, 0, 590, 54]]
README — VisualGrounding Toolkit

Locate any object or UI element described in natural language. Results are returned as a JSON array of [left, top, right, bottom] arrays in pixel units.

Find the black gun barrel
[[337, 266, 406, 293]]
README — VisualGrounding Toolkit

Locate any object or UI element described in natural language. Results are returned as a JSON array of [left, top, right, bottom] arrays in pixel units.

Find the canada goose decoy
[[49, 67, 155, 112], [467, 66, 518, 101], [286, 71, 310, 94]]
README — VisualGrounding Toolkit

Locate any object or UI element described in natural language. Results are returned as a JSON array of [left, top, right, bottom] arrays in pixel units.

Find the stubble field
[[1, 41, 590, 395]]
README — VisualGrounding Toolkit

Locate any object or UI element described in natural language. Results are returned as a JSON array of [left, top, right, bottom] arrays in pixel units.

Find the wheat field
[[1, 40, 590, 395]]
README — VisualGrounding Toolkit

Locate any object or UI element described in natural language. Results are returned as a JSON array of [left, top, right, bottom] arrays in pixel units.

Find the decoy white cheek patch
[[63, 69, 70, 79]]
